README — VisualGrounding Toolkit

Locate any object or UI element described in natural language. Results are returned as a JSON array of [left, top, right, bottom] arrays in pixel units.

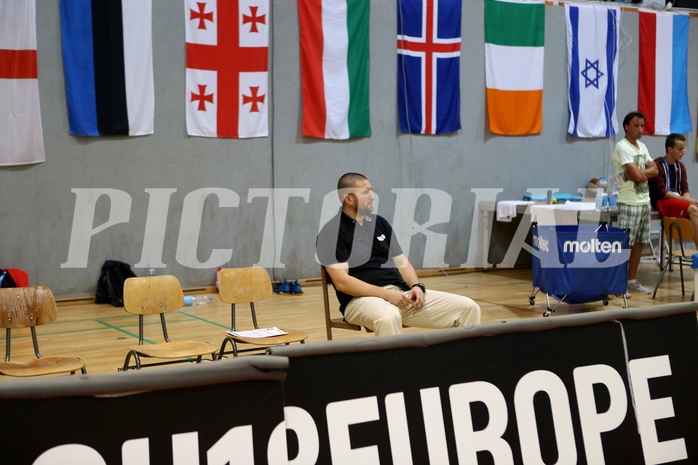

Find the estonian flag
[[59, 0, 154, 136]]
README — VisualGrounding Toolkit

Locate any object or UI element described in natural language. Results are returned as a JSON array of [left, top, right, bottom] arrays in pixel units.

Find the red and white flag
[[185, 0, 269, 138], [0, 0, 45, 166]]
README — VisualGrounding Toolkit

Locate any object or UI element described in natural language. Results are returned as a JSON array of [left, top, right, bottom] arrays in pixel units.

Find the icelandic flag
[[59, 0, 154, 136], [638, 9, 691, 136], [566, 4, 619, 138], [397, 0, 461, 135]]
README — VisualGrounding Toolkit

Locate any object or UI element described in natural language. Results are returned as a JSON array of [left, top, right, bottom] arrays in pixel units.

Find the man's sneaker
[[290, 279, 303, 294], [627, 281, 651, 294], [272, 279, 290, 294]]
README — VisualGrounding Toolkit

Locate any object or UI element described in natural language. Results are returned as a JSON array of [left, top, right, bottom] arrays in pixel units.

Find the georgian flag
[[186, 0, 269, 138]]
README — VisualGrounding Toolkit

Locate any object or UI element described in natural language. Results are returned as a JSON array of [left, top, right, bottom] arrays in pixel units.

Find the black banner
[[0, 357, 288, 465], [1, 308, 696, 464], [277, 312, 698, 464]]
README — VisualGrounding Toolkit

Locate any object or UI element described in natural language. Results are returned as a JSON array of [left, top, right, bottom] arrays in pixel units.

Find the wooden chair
[[0, 286, 86, 377], [321, 266, 411, 339], [121, 275, 217, 370], [652, 217, 698, 299], [321, 266, 364, 340], [217, 267, 307, 358]]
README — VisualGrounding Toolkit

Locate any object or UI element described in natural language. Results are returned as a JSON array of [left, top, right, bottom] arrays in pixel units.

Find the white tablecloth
[[530, 202, 597, 226], [496, 200, 535, 222]]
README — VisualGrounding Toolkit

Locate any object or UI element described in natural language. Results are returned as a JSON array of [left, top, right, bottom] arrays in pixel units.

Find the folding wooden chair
[[321, 266, 411, 339], [321, 266, 364, 340], [217, 267, 307, 358], [0, 286, 86, 377], [121, 275, 217, 370], [652, 217, 698, 299]]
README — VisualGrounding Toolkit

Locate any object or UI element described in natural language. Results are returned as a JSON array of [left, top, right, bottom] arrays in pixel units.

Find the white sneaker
[[627, 281, 651, 294], [611, 292, 631, 299]]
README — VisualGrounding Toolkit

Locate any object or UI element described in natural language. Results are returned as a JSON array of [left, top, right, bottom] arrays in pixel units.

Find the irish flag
[[485, 0, 544, 136], [298, 0, 371, 139], [638, 9, 691, 136]]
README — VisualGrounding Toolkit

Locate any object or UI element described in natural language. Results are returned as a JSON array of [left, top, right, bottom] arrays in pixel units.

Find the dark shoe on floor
[[272, 279, 290, 294], [290, 279, 303, 294]]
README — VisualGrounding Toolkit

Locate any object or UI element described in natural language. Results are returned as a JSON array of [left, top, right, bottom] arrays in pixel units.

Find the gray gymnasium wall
[[1, 2, 697, 298]]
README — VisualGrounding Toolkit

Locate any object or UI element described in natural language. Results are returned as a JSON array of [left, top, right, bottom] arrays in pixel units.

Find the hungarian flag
[[0, 0, 45, 166], [638, 9, 691, 136], [566, 4, 619, 138], [298, 0, 371, 139], [485, 0, 544, 136], [186, 0, 269, 138], [59, 0, 154, 137]]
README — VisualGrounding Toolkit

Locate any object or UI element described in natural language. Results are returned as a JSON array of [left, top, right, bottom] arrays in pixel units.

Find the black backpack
[[95, 260, 137, 307], [0, 270, 17, 288]]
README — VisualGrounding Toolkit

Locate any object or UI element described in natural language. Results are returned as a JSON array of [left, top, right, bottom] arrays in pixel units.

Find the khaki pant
[[344, 285, 481, 337]]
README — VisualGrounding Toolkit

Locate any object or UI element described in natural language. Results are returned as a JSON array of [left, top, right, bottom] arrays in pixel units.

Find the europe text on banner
[[298, 0, 371, 139], [638, 9, 691, 136], [0, 0, 45, 166], [186, 0, 269, 138], [485, 0, 544, 136], [397, 0, 461, 135], [59, 0, 154, 137], [566, 4, 619, 138]]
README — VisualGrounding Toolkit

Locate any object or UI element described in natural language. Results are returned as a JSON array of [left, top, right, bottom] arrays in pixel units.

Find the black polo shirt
[[317, 211, 408, 313]]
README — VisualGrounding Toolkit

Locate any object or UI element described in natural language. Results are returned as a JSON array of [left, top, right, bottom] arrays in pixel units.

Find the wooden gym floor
[[1, 258, 694, 377]]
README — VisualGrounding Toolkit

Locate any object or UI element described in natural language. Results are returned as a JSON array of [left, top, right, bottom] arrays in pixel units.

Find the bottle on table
[[184, 295, 213, 306]]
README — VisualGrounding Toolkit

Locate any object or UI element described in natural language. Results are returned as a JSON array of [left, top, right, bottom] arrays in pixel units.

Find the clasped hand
[[385, 287, 424, 313]]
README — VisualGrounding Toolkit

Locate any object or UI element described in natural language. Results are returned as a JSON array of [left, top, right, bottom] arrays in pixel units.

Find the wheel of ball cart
[[529, 296, 535, 305], [543, 308, 552, 317], [603, 299, 609, 305]]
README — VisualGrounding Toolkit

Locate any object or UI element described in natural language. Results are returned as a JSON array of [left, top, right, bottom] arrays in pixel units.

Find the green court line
[[0, 310, 230, 346], [176, 310, 230, 329], [95, 319, 157, 345]]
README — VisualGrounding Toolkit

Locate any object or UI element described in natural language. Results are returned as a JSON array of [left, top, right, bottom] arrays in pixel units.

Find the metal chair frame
[[121, 275, 217, 371], [652, 217, 698, 299], [217, 267, 307, 358], [0, 286, 86, 377]]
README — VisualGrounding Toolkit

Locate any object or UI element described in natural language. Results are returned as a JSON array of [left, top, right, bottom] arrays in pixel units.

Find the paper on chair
[[227, 327, 288, 338]]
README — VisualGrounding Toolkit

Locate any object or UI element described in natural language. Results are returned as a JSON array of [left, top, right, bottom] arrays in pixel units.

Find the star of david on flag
[[581, 59, 603, 89], [185, 0, 269, 138], [566, 4, 619, 138]]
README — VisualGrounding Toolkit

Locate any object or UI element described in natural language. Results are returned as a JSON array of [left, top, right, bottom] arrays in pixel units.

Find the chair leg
[[679, 260, 685, 296], [121, 350, 141, 371], [652, 258, 671, 299], [218, 336, 239, 359]]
